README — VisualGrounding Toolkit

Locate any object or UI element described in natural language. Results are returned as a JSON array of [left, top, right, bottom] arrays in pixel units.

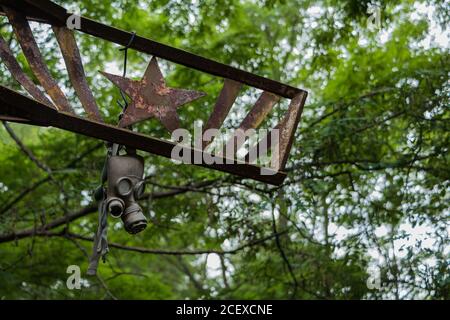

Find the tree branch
[[2, 121, 52, 174], [0, 225, 289, 256], [64, 230, 289, 256], [0, 178, 241, 244]]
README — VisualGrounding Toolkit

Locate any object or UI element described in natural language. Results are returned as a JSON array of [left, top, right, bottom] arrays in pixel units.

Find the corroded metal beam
[[238, 92, 280, 132], [0, 34, 54, 107], [274, 92, 307, 170], [202, 79, 242, 149], [3, 6, 73, 113], [53, 26, 102, 121], [245, 92, 307, 171], [221, 91, 280, 156]]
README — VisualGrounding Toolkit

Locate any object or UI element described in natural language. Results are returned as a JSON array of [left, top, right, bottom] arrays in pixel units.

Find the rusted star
[[100, 57, 205, 131]]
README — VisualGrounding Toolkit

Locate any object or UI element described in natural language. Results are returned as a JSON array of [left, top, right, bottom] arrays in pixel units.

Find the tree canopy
[[0, 0, 448, 299]]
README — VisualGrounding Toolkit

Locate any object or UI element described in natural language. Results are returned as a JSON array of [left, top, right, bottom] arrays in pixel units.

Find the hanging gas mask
[[105, 154, 147, 234]]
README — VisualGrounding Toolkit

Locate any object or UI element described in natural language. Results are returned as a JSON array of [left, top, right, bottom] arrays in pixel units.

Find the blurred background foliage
[[0, 0, 448, 299]]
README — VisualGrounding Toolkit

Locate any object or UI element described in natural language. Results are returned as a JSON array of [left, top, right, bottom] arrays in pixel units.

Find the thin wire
[[117, 32, 136, 112]]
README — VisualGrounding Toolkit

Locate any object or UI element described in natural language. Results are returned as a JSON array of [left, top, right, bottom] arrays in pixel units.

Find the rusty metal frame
[[53, 26, 103, 121], [3, 6, 73, 113], [0, 33, 53, 107], [0, 0, 308, 186]]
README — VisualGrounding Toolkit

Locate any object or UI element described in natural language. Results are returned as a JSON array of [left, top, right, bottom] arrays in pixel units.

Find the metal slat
[[245, 92, 307, 170], [274, 92, 307, 170], [238, 92, 280, 132], [202, 79, 242, 149], [0, 34, 54, 107], [53, 26, 102, 121], [221, 91, 280, 157], [0, 115, 30, 123], [3, 6, 73, 113]]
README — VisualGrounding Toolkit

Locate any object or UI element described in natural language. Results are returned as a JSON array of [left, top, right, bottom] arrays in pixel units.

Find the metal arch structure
[[0, 0, 308, 186]]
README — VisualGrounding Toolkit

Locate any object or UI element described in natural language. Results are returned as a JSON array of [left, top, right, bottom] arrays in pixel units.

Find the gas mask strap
[[87, 198, 109, 275], [88, 144, 112, 276], [111, 143, 120, 156]]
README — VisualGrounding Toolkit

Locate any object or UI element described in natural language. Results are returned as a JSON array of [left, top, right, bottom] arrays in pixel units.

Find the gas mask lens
[[134, 180, 145, 199], [116, 177, 133, 196], [115, 177, 145, 199]]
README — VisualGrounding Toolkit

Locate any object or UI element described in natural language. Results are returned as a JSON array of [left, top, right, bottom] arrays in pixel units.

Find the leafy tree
[[0, 0, 448, 299]]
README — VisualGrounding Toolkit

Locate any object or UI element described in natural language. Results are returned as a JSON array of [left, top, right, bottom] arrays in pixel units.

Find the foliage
[[0, 0, 448, 299]]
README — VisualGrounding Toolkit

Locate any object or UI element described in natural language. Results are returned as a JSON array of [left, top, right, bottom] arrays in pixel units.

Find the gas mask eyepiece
[[106, 154, 147, 234]]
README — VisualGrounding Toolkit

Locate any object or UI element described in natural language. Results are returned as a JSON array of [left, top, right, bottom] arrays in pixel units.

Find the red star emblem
[[101, 57, 205, 131]]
